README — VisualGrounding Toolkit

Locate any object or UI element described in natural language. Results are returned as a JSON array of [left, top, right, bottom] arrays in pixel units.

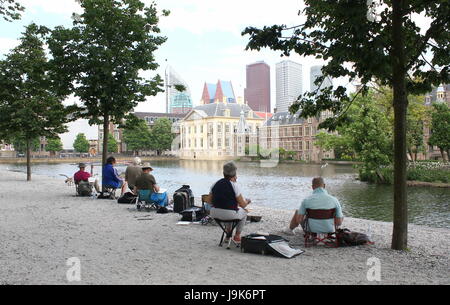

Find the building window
[[217, 123, 222, 133], [225, 123, 230, 133], [225, 138, 230, 147], [217, 138, 222, 148]]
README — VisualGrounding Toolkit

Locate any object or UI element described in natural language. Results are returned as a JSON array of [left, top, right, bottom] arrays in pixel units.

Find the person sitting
[[205, 161, 251, 244], [125, 157, 142, 191], [285, 177, 343, 235], [134, 162, 167, 207], [74, 163, 100, 195], [102, 156, 125, 194]]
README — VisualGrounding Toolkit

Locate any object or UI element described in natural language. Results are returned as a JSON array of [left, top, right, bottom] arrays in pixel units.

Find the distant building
[[166, 66, 193, 114], [178, 102, 264, 160], [276, 60, 303, 113], [244, 61, 271, 112], [422, 84, 450, 160], [201, 80, 236, 104], [0, 141, 15, 158], [98, 112, 185, 154], [310, 65, 333, 94], [259, 110, 335, 162]]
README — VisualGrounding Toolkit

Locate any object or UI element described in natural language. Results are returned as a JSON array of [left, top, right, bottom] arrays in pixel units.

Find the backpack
[[173, 185, 194, 213], [77, 181, 92, 196], [336, 228, 372, 247], [117, 192, 137, 204]]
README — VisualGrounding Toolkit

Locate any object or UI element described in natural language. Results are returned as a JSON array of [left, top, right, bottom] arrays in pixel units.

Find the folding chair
[[304, 208, 339, 248], [103, 185, 118, 199], [214, 219, 240, 249], [135, 189, 158, 211], [75, 181, 93, 197]]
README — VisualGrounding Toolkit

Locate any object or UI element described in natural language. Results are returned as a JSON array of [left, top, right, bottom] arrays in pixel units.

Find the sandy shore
[[0, 170, 448, 285]]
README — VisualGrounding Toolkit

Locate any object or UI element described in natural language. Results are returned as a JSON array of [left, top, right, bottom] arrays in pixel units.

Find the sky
[[0, 0, 432, 148]]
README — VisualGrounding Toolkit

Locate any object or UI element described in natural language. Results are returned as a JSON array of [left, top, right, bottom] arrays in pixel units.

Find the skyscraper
[[275, 60, 303, 113], [244, 61, 271, 112], [165, 66, 193, 114], [310, 65, 333, 94]]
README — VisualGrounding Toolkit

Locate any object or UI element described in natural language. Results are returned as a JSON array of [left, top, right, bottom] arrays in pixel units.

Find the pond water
[[1, 160, 449, 229]]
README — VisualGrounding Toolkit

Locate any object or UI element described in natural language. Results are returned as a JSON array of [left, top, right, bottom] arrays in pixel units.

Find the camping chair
[[199, 194, 214, 225], [103, 185, 118, 199], [135, 189, 158, 211], [75, 180, 93, 197], [213, 219, 240, 249], [304, 208, 339, 248]]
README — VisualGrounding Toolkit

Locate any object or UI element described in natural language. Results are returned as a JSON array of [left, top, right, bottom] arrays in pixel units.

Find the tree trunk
[[102, 115, 110, 192], [26, 138, 31, 181], [439, 147, 445, 161], [391, 0, 408, 251]]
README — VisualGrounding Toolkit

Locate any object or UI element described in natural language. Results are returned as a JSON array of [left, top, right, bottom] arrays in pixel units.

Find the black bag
[[336, 228, 372, 247], [241, 234, 286, 255], [117, 192, 137, 204], [173, 185, 194, 213], [180, 206, 205, 221]]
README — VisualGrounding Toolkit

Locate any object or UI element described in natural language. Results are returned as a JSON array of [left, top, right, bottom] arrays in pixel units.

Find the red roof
[[254, 112, 273, 119]]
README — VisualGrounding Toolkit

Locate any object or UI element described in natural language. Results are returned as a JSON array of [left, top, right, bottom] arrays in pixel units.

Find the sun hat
[[141, 162, 153, 170], [78, 163, 87, 168]]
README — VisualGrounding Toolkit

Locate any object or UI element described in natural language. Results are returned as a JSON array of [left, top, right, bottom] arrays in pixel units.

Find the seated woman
[[134, 162, 167, 207], [102, 156, 125, 194], [206, 161, 251, 243]]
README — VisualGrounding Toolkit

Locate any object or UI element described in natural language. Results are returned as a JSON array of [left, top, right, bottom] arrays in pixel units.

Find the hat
[[78, 163, 87, 168], [141, 162, 153, 170], [223, 161, 237, 177]]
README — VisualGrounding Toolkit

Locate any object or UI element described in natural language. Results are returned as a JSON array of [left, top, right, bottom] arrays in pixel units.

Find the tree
[[149, 118, 173, 155], [12, 137, 40, 154], [0, 0, 24, 21], [243, 0, 449, 250], [73, 133, 90, 153], [47, 0, 168, 174], [0, 24, 72, 181], [429, 103, 450, 161], [123, 118, 152, 155], [107, 133, 118, 153], [46, 136, 63, 155]]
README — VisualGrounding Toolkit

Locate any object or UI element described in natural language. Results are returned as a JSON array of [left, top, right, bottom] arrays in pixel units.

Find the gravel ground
[[0, 170, 448, 285]]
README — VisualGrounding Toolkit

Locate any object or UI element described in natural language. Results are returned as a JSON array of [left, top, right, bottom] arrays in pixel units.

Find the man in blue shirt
[[285, 177, 343, 234], [102, 156, 125, 194]]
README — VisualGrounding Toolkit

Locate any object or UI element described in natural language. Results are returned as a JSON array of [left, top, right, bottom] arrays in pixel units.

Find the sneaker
[[282, 227, 295, 235]]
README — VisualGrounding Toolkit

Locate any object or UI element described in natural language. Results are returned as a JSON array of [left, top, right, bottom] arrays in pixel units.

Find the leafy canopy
[[242, 0, 449, 128], [0, 0, 24, 21], [0, 23, 72, 146], [47, 0, 168, 126], [73, 133, 90, 153]]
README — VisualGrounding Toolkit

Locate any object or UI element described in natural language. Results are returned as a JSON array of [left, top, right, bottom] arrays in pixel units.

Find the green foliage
[[107, 133, 118, 153], [429, 103, 450, 159], [46, 136, 63, 153], [149, 118, 173, 153], [0, 0, 24, 21], [47, 0, 167, 161], [12, 137, 40, 153], [73, 133, 90, 153], [315, 131, 355, 160], [0, 24, 72, 180], [123, 117, 152, 153], [365, 163, 450, 184]]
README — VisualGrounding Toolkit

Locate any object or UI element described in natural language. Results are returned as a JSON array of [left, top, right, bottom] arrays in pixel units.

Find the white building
[[275, 60, 303, 113], [310, 65, 333, 94]]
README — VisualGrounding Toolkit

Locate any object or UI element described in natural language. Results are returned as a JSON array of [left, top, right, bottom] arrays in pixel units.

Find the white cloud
[[24, 0, 82, 16]]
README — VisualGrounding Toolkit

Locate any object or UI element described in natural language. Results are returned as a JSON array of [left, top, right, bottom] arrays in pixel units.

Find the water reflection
[[1, 160, 449, 228]]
